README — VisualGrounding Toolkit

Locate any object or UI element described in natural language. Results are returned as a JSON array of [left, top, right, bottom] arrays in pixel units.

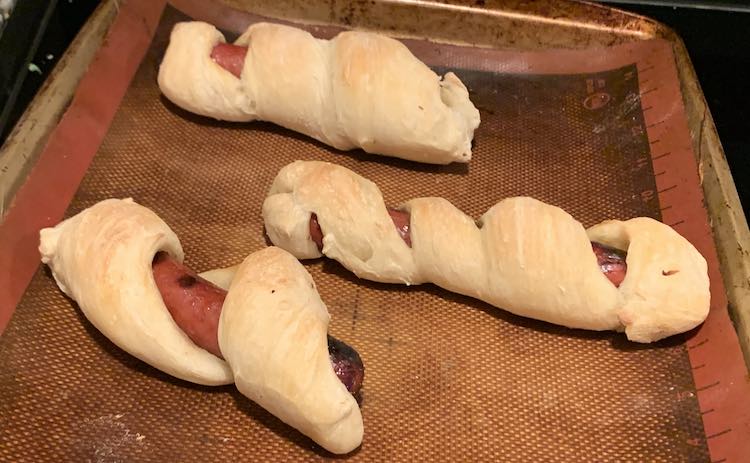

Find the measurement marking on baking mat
[[696, 381, 721, 392], [646, 119, 665, 129], [657, 184, 677, 194], [638, 64, 655, 73], [639, 42, 750, 462], [687, 339, 709, 350], [652, 151, 671, 160], [706, 429, 732, 440]]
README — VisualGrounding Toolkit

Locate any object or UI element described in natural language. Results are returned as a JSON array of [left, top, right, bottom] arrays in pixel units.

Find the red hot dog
[[152, 253, 225, 358], [211, 43, 248, 78]]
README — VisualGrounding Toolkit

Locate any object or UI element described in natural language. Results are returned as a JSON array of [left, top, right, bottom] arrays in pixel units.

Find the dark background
[[0, 0, 747, 219]]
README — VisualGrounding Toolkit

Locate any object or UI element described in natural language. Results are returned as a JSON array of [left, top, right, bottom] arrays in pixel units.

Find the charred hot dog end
[[328, 335, 365, 395]]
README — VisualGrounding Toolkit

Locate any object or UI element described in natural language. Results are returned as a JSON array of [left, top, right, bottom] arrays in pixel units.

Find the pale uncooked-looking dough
[[262, 161, 710, 342], [39, 199, 362, 454], [39, 198, 233, 385], [158, 21, 480, 164]]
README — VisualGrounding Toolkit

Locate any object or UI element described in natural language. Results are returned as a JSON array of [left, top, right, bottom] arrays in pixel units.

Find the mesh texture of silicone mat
[[0, 6, 709, 462]]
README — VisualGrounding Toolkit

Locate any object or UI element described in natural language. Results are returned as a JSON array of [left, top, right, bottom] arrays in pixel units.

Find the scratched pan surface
[[0, 2, 732, 462]]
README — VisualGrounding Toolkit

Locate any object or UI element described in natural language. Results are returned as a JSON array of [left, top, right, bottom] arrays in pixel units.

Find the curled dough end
[[587, 218, 710, 342], [218, 247, 363, 454], [38, 198, 234, 385]]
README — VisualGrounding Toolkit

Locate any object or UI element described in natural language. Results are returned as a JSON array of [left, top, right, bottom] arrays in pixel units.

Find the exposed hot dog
[[153, 252, 225, 358], [327, 336, 365, 395], [152, 252, 365, 394], [210, 43, 247, 78], [308, 210, 627, 287], [310, 208, 411, 251], [388, 208, 411, 247], [591, 242, 628, 287]]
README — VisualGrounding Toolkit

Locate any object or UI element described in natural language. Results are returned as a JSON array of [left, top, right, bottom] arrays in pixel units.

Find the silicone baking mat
[[0, 1, 747, 461]]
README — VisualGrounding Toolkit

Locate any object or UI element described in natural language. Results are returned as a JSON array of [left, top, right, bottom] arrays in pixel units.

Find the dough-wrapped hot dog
[[157, 21, 480, 165], [39, 199, 363, 454], [262, 161, 710, 343]]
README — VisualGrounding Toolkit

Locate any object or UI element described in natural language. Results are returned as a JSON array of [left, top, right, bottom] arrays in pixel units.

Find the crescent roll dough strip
[[219, 247, 363, 454], [39, 199, 363, 453], [157, 21, 480, 164], [39, 198, 233, 385], [262, 161, 710, 343]]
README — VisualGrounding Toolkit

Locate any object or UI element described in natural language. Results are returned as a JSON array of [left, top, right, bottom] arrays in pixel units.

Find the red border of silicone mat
[[0, 0, 747, 461], [636, 50, 750, 463], [0, 0, 165, 331]]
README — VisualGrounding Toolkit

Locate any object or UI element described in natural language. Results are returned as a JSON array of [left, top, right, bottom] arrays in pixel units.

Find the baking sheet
[[0, 0, 747, 461]]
